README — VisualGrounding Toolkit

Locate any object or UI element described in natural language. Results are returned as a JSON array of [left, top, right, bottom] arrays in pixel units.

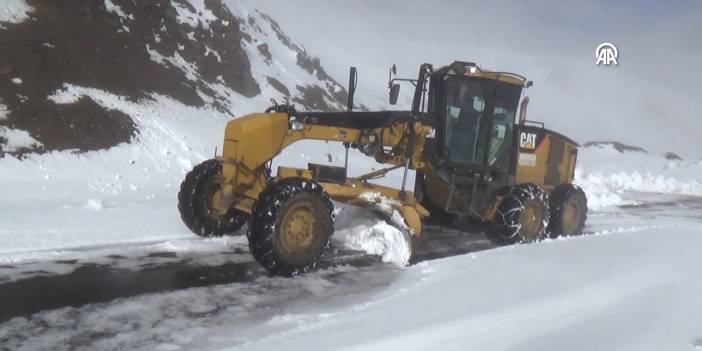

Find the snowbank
[[575, 144, 702, 210]]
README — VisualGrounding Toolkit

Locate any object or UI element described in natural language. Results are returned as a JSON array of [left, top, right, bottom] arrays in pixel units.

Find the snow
[[1, 3, 702, 350], [0, 102, 8, 120], [4, 84, 702, 264], [146, 45, 201, 82], [11, 77, 22, 84], [0, 126, 42, 152], [574, 144, 702, 210], [4, 111, 702, 349], [2, 220, 702, 350], [104, 0, 133, 21], [228, 225, 702, 351], [0, 0, 33, 24], [0, 84, 232, 253], [334, 205, 411, 266], [172, 0, 218, 30]]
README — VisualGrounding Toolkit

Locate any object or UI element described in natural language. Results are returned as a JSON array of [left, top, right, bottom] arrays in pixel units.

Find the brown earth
[[0, 1, 357, 157], [0, 0, 259, 154]]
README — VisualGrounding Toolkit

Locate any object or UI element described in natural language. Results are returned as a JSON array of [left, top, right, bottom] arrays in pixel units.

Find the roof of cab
[[433, 61, 529, 87]]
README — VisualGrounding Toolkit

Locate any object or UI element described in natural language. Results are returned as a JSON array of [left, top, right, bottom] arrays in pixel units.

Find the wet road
[[0, 219, 496, 323], [2, 192, 701, 324]]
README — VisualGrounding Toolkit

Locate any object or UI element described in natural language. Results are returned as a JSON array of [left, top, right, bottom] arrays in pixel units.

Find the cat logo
[[520, 132, 537, 150]]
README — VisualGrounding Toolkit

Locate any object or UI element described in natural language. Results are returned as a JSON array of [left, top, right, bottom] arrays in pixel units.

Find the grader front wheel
[[488, 183, 550, 245], [178, 159, 247, 237], [248, 178, 334, 276]]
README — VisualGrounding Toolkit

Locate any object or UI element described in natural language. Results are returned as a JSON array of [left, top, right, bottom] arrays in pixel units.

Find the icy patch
[[0, 0, 33, 24], [333, 205, 411, 267], [0, 126, 43, 152], [0, 236, 250, 283]]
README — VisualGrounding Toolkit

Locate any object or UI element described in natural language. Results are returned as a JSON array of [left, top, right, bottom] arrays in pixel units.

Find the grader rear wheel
[[248, 178, 334, 276], [548, 184, 587, 237]]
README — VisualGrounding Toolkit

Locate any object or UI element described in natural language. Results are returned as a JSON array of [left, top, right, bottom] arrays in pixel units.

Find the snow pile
[[333, 205, 411, 267], [575, 144, 702, 210], [0, 0, 33, 24]]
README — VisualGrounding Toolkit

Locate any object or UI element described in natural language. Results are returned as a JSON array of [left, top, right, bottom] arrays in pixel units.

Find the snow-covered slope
[[0, 0, 358, 156], [0, 1, 397, 264]]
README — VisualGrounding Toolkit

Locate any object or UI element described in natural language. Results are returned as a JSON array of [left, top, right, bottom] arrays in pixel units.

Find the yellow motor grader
[[178, 61, 587, 276]]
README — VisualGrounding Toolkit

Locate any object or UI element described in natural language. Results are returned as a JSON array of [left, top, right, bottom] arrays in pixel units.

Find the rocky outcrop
[[0, 0, 353, 156]]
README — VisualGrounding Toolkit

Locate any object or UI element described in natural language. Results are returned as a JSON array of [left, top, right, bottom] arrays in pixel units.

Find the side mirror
[[389, 84, 400, 105], [388, 64, 397, 86]]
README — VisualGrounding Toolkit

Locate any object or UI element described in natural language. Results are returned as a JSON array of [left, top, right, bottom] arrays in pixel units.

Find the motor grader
[[178, 61, 587, 276]]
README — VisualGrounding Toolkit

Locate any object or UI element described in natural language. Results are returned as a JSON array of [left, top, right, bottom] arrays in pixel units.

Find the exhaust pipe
[[347, 66, 357, 112]]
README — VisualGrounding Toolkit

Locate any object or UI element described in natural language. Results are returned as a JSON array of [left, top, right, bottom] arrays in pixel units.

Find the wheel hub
[[280, 203, 316, 252], [562, 201, 581, 233], [519, 200, 543, 240]]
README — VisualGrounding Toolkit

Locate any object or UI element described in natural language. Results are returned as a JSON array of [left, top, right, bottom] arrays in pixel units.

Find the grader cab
[[178, 61, 587, 276]]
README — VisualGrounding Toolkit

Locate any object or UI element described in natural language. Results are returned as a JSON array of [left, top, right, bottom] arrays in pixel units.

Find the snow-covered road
[[1, 191, 701, 351]]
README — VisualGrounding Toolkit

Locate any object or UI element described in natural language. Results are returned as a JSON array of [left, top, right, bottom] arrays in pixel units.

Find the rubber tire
[[178, 159, 247, 237], [487, 183, 550, 245], [248, 178, 334, 277], [548, 184, 587, 237]]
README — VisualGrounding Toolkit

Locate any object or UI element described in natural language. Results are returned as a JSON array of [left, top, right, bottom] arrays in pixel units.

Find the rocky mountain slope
[[0, 0, 355, 156]]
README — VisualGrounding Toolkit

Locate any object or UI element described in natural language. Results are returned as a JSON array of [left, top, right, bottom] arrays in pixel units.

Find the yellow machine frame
[[213, 112, 432, 236]]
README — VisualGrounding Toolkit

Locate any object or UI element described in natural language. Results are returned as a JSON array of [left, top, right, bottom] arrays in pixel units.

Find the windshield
[[444, 78, 489, 165], [443, 77, 521, 168]]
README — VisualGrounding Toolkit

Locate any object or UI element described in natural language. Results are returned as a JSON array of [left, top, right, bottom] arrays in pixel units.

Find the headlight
[[290, 118, 304, 131]]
